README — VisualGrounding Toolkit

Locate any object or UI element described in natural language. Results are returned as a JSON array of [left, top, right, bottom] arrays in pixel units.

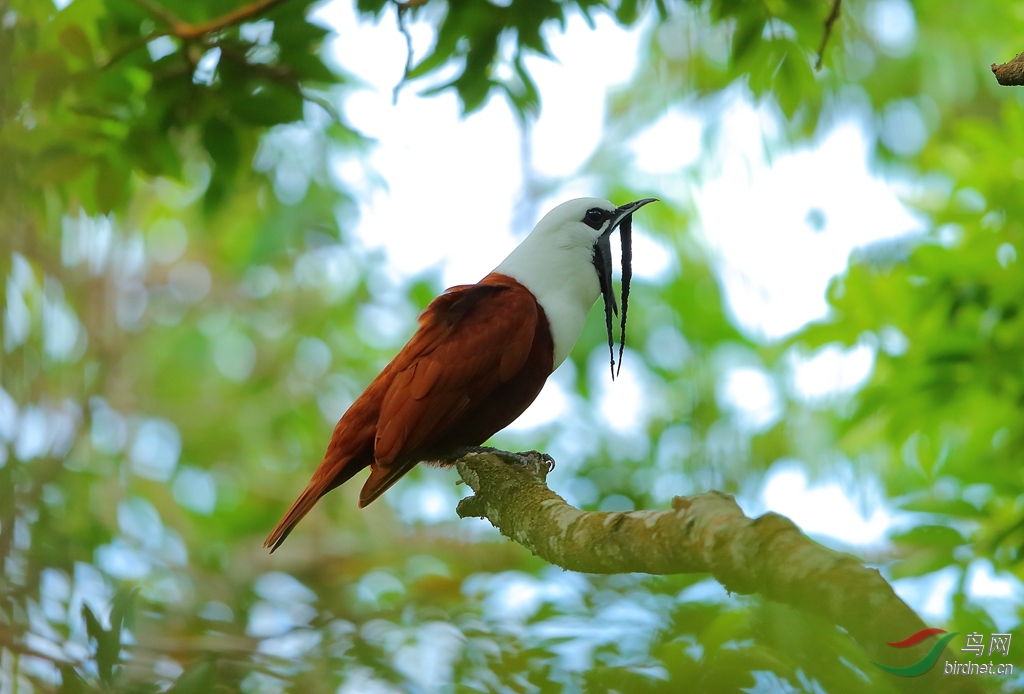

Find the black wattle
[[617, 215, 632, 377], [593, 235, 618, 380]]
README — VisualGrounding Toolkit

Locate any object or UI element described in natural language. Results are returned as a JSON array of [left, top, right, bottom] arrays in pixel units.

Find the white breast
[[493, 232, 600, 368]]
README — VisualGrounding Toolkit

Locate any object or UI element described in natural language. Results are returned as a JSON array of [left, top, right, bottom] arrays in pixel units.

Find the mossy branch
[[455, 450, 982, 694]]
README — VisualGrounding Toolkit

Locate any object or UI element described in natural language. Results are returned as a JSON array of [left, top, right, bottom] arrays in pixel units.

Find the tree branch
[[389, 0, 432, 102], [815, 0, 842, 71], [456, 450, 982, 694], [127, 0, 293, 42], [104, 0, 296, 68], [992, 52, 1024, 86], [127, 0, 182, 31], [178, 0, 292, 40]]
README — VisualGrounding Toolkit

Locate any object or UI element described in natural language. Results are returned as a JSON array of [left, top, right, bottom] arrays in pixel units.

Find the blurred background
[[3, 0, 1024, 691]]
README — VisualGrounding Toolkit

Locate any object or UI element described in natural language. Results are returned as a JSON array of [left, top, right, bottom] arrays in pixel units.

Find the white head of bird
[[495, 196, 658, 375]]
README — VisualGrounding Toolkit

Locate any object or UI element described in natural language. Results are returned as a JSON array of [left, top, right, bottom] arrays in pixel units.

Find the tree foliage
[[3, 0, 1024, 692]]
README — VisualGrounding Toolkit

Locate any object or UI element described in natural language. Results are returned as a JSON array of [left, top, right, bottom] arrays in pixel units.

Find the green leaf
[[203, 115, 242, 211], [94, 158, 131, 214], [287, 51, 341, 86], [203, 117, 241, 179], [126, 126, 182, 179], [615, 0, 640, 25], [774, 43, 815, 118], [900, 498, 987, 517], [30, 52, 71, 104], [166, 661, 216, 694], [890, 548, 958, 579], [59, 25, 94, 63], [58, 665, 92, 694], [355, 0, 389, 15], [110, 586, 139, 636], [407, 8, 465, 80], [82, 603, 120, 686], [731, 18, 764, 65], [231, 82, 305, 126], [407, 45, 455, 81], [583, 665, 664, 693], [32, 149, 93, 186], [81, 604, 104, 645], [892, 524, 966, 549]]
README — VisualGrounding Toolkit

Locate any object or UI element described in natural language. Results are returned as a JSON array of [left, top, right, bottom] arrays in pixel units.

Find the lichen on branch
[[455, 450, 982, 694]]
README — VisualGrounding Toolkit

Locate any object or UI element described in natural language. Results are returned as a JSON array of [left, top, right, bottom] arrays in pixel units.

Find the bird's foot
[[491, 449, 555, 480], [514, 450, 556, 473], [450, 446, 554, 476]]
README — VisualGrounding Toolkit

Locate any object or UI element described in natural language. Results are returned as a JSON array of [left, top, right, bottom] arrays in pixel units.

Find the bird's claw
[[519, 450, 555, 473], [453, 446, 555, 475]]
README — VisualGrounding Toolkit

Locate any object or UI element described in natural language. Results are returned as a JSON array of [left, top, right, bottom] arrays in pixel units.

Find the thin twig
[[393, 2, 415, 104], [175, 0, 292, 40], [126, 0, 181, 30], [104, 0, 296, 71], [992, 51, 1024, 86], [125, 0, 293, 42], [102, 34, 163, 70], [815, 0, 842, 71], [390, 0, 430, 102]]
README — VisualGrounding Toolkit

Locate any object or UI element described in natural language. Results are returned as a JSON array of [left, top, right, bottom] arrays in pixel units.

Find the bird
[[264, 196, 657, 552]]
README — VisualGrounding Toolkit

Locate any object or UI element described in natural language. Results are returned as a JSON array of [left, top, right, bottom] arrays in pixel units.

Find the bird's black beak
[[593, 197, 658, 380]]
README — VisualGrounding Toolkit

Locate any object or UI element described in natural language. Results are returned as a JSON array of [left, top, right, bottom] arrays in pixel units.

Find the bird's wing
[[360, 278, 540, 505]]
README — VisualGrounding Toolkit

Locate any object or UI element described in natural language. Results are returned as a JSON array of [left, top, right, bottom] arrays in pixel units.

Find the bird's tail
[[264, 453, 369, 553], [264, 481, 322, 553]]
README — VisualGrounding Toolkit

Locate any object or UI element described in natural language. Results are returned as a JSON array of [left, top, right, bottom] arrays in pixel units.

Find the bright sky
[[312, 2, 1020, 625]]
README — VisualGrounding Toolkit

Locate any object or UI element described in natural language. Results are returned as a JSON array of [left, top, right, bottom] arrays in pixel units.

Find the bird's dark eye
[[583, 208, 606, 230]]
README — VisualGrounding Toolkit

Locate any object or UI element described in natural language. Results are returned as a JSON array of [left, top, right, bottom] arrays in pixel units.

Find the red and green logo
[[871, 628, 958, 677]]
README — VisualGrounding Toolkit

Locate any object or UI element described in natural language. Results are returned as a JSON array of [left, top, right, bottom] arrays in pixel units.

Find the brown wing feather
[[361, 277, 541, 504]]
